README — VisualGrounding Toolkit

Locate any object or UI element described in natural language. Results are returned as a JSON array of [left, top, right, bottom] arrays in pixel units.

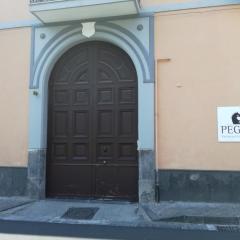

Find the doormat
[[61, 207, 99, 220]]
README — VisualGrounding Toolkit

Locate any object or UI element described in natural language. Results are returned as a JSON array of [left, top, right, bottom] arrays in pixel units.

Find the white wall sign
[[218, 107, 240, 142]]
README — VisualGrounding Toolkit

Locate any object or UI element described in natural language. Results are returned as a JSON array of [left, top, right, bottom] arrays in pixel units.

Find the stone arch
[[31, 22, 151, 89], [28, 21, 155, 202]]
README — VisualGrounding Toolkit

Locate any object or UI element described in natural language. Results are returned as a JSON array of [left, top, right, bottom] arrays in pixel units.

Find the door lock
[[103, 147, 108, 153], [103, 161, 107, 164]]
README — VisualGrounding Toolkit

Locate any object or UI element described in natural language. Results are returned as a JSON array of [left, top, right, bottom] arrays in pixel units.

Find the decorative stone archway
[[28, 17, 155, 203]]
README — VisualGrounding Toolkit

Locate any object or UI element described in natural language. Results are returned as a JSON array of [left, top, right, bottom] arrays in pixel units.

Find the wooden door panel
[[47, 165, 93, 197], [71, 67, 90, 85], [96, 142, 114, 162], [71, 143, 89, 162], [53, 111, 69, 138], [53, 90, 69, 105], [47, 41, 138, 201], [118, 143, 137, 162], [52, 143, 68, 162], [119, 87, 136, 104], [72, 89, 90, 106], [95, 166, 138, 200], [72, 111, 89, 137], [119, 110, 136, 136], [97, 111, 114, 137], [97, 88, 114, 105]]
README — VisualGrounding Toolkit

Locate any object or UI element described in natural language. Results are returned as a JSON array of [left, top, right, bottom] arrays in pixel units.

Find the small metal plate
[[61, 207, 99, 220]]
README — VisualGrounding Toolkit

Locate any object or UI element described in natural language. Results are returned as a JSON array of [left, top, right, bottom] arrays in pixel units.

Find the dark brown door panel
[[47, 41, 138, 201]]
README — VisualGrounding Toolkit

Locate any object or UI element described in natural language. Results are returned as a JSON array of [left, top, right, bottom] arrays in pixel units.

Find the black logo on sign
[[232, 112, 240, 124]]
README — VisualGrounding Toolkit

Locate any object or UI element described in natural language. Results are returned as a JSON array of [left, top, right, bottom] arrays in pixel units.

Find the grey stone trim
[[34, 14, 150, 28], [139, 150, 155, 203], [149, 16, 155, 84], [29, 27, 36, 89], [102, 22, 148, 60], [30, 19, 153, 88], [27, 149, 157, 202], [133, 0, 141, 12], [0, 167, 27, 196], [30, 0, 139, 11], [27, 149, 46, 199], [99, 29, 147, 82], [101, 22, 153, 83], [30, 0, 139, 5], [34, 29, 83, 89], [0, 15, 154, 31], [0, 20, 42, 31], [141, 1, 240, 14], [30, 24, 79, 88], [157, 169, 240, 203]]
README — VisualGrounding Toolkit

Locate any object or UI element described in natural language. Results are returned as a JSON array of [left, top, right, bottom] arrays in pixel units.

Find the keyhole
[[103, 147, 108, 153]]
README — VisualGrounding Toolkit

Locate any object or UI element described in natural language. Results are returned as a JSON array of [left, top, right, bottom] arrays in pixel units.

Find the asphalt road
[[0, 220, 239, 240]]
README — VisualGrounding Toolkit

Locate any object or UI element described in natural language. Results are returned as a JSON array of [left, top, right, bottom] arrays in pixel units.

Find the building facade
[[1, 0, 240, 202]]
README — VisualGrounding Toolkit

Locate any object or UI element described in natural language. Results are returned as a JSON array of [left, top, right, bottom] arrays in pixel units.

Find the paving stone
[[0, 197, 32, 212]]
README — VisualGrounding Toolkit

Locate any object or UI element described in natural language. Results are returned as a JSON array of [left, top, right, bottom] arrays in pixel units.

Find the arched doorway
[[46, 41, 138, 201]]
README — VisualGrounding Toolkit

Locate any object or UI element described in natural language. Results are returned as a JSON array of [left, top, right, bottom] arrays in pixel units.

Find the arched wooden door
[[46, 41, 138, 201]]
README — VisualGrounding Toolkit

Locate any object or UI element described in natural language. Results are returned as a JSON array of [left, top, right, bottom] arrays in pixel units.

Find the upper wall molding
[[0, 19, 41, 30], [0, 1, 240, 30], [141, 0, 240, 14]]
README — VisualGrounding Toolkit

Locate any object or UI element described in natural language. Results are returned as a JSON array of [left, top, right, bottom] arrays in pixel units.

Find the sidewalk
[[0, 199, 143, 227], [139, 201, 240, 231], [0, 197, 33, 212], [0, 198, 240, 232]]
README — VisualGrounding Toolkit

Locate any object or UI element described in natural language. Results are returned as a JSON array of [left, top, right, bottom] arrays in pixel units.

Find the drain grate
[[61, 207, 99, 220]]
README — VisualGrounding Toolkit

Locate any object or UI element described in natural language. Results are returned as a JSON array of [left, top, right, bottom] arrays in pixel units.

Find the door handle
[[103, 160, 107, 164]]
